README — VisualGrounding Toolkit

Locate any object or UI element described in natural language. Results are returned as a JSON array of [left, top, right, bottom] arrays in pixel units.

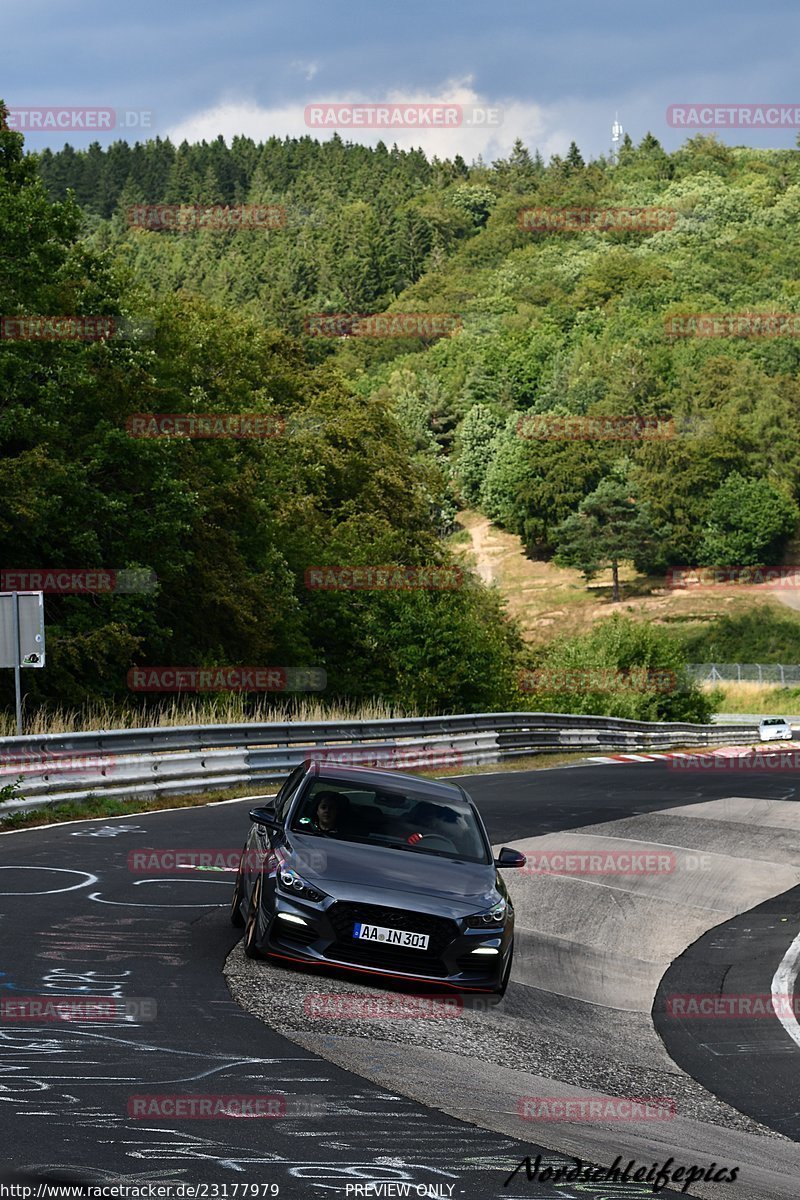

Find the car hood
[[286, 831, 497, 909]]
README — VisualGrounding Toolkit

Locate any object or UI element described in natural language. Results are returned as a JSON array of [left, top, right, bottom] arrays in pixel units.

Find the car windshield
[[290, 780, 489, 863]]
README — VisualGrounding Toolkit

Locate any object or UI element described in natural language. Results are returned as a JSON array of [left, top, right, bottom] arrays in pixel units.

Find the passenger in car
[[405, 801, 471, 854]]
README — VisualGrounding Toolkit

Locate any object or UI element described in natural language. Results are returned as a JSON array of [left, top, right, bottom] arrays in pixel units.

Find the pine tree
[[554, 475, 658, 602], [565, 141, 585, 170], [493, 138, 538, 192], [164, 150, 199, 204]]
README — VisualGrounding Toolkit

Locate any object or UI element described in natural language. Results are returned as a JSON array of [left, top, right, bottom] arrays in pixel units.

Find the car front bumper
[[265, 894, 512, 992]]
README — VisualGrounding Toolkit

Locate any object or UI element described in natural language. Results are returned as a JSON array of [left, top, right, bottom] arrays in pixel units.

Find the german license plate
[[353, 922, 429, 950]]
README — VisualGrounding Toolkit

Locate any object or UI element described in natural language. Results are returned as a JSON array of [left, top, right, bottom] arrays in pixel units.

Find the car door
[[257, 765, 311, 908], [240, 765, 306, 906]]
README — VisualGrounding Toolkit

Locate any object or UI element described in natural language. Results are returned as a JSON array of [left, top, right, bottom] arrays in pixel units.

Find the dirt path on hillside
[[772, 572, 800, 613], [452, 510, 800, 644], [454, 510, 584, 639], [461, 512, 502, 584]]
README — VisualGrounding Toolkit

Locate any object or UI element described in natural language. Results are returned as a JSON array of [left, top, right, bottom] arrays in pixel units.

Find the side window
[[273, 765, 305, 823]]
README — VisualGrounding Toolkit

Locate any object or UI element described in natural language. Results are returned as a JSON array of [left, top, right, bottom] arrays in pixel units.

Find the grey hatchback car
[[231, 761, 526, 994]]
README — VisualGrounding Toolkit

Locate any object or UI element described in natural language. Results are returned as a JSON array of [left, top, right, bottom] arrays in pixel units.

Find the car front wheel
[[243, 876, 267, 959], [230, 868, 245, 928]]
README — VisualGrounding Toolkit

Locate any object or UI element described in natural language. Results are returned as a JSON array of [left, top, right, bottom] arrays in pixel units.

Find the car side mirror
[[249, 806, 280, 828], [494, 847, 526, 868]]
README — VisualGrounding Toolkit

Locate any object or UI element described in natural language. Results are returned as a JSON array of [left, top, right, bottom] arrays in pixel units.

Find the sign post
[[11, 593, 21, 735], [0, 592, 45, 735]]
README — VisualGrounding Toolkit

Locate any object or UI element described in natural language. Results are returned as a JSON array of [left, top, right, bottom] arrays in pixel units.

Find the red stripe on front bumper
[[264, 949, 496, 991]]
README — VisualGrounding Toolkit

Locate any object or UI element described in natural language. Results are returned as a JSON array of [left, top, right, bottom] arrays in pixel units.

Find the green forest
[[4, 105, 800, 722]]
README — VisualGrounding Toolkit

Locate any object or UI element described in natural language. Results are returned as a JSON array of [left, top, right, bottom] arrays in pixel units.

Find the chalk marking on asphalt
[[88, 879, 231, 907], [174, 864, 238, 871], [772, 926, 800, 1049], [0, 866, 98, 895]]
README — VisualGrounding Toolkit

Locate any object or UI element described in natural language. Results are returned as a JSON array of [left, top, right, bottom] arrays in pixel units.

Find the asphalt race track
[[655, 886, 800, 1138], [2, 758, 800, 1199]]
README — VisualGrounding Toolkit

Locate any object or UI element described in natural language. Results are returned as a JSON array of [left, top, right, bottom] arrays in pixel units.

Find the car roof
[[307, 760, 468, 801]]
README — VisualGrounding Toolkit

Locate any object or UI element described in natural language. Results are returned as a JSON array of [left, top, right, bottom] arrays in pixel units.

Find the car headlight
[[277, 868, 327, 904], [466, 899, 507, 927]]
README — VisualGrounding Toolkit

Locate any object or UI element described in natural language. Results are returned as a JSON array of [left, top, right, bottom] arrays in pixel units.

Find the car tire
[[230, 869, 245, 928], [243, 876, 267, 959]]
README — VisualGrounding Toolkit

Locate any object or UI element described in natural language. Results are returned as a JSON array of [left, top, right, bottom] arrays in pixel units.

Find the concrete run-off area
[[226, 795, 800, 1200]]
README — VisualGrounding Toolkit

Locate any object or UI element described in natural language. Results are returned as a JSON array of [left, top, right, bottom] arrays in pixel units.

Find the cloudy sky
[[3, 0, 800, 159]]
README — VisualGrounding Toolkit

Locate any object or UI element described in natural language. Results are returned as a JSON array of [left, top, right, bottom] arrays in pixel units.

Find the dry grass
[[702, 680, 800, 715], [0, 695, 420, 738]]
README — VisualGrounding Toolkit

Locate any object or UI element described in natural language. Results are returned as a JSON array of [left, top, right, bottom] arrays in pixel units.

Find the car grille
[[326, 901, 457, 976], [329, 941, 448, 977], [328, 901, 458, 955]]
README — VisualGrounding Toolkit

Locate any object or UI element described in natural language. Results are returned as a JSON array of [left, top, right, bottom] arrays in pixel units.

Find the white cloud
[[165, 78, 572, 162], [289, 60, 319, 81]]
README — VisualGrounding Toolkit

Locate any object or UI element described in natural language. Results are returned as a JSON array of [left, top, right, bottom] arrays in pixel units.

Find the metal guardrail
[[0, 712, 760, 815]]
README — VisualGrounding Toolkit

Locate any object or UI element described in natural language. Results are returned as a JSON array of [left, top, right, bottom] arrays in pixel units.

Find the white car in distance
[[758, 717, 793, 742]]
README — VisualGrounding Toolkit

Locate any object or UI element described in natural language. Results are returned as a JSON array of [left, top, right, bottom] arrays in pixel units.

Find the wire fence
[[688, 664, 800, 685]]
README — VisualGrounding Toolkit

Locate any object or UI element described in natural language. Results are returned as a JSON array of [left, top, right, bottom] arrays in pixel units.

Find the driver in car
[[312, 790, 349, 835]]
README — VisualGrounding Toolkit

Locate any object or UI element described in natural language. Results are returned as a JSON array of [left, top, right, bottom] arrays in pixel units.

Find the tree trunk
[[611, 558, 620, 602]]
